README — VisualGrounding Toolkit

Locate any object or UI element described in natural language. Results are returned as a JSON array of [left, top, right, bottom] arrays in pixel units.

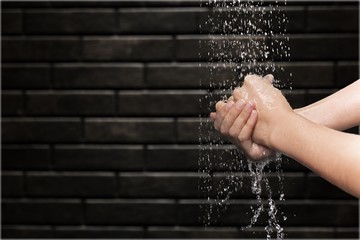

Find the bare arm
[[270, 111, 360, 197], [295, 80, 360, 131], [213, 75, 360, 197]]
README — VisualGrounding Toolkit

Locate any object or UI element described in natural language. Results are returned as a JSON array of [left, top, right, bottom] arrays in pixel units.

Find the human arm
[[295, 79, 360, 131], [212, 78, 360, 161], [268, 110, 360, 197], [236, 75, 360, 197]]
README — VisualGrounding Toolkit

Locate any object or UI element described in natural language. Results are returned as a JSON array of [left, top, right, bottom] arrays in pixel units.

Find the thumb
[[233, 88, 242, 101], [264, 74, 274, 84]]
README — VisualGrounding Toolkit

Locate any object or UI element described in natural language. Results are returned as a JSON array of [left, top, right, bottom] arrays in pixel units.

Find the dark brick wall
[[1, 1, 359, 239]]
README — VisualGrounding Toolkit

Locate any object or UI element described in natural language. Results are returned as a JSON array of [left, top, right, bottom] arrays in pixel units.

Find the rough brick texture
[[1, 1, 359, 239]]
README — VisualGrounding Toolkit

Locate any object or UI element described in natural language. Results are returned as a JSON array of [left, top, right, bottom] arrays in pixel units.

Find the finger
[[264, 74, 274, 84], [235, 109, 258, 159], [228, 96, 234, 102], [233, 88, 241, 100], [244, 74, 254, 82], [243, 74, 258, 86], [228, 102, 254, 141], [210, 112, 216, 121], [238, 109, 257, 143], [220, 99, 246, 135], [214, 101, 234, 130], [215, 101, 226, 112]]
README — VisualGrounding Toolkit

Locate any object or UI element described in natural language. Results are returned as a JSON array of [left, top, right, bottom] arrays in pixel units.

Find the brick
[[283, 90, 306, 109], [336, 62, 359, 87], [278, 156, 308, 172], [147, 226, 334, 239], [53, 63, 143, 89], [307, 6, 358, 32], [2, 172, 24, 197], [284, 7, 306, 32], [82, 36, 173, 61], [146, 144, 248, 172], [280, 200, 358, 227], [2, 118, 82, 143], [2, 64, 51, 89], [2, 10, 22, 34], [307, 174, 355, 199], [147, 62, 335, 89], [275, 62, 334, 88], [147, 226, 241, 238], [305, 89, 336, 105], [118, 8, 198, 33], [178, 200, 262, 226], [273, 34, 359, 60], [146, 145, 200, 171], [54, 145, 144, 171], [85, 199, 177, 225], [2, 91, 24, 115], [118, 90, 207, 116], [26, 91, 116, 116], [284, 1, 357, 6], [177, 117, 226, 143], [2, 226, 53, 238], [84, 118, 175, 143], [26, 172, 116, 197], [2, 2, 50, 8], [335, 227, 359, 238], [198, 7, 261, 34], [118, 172, 202, 198], [199, 7, 305, 34], [2, 199, 83, 224], [212, 173, 306, 199], [54, 226, 144, 238], [178, 200, 358, 226], [25, 9, 116, 34], [49, 2, 200, 7], [2, 145, 50, 170], [284, 227, 335, 238], [146, 63, 238, 89], [176, 36, 267, 61], [146, 145, 308, 172], [2, 37, 80, 62]]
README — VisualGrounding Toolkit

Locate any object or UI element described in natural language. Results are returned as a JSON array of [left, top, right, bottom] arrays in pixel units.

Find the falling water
[[199, 0, 291, 239]]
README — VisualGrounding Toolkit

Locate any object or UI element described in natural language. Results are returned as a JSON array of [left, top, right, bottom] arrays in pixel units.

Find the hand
[[210, 99, 274, 161], [235, 74, 293, 147]]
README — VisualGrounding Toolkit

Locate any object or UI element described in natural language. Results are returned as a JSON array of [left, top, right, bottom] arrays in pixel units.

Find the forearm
[[295, 79, 360, 131], [270, 112, 360, 197]]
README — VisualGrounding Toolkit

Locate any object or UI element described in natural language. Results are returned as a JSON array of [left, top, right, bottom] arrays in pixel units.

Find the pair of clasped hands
[[210, 74, 291, 161]]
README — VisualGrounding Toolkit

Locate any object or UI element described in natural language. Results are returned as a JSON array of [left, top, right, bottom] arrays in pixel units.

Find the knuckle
[[237, 134, 246, 142], [244, 74, 256, 85], [219, 126, 228, 135], [229, 127, 237, 138], [215, 101, 222, 111]]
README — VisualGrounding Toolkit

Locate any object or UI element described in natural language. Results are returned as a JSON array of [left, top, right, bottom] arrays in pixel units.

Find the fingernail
[[225, 101, 234, 110], [246, 102, 253, 110], [235, 99, 245, 110]]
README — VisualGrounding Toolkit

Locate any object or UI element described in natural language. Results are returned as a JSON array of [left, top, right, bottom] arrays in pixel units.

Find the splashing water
[[199, 0, 291, 239]]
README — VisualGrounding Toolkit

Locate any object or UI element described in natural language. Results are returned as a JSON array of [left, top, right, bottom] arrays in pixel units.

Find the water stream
[[199, 1, 291, 239]]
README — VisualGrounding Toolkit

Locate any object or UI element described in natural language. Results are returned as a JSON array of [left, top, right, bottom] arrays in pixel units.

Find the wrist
[[294, 107, 306, 118], [268, 110, 298, 150]]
